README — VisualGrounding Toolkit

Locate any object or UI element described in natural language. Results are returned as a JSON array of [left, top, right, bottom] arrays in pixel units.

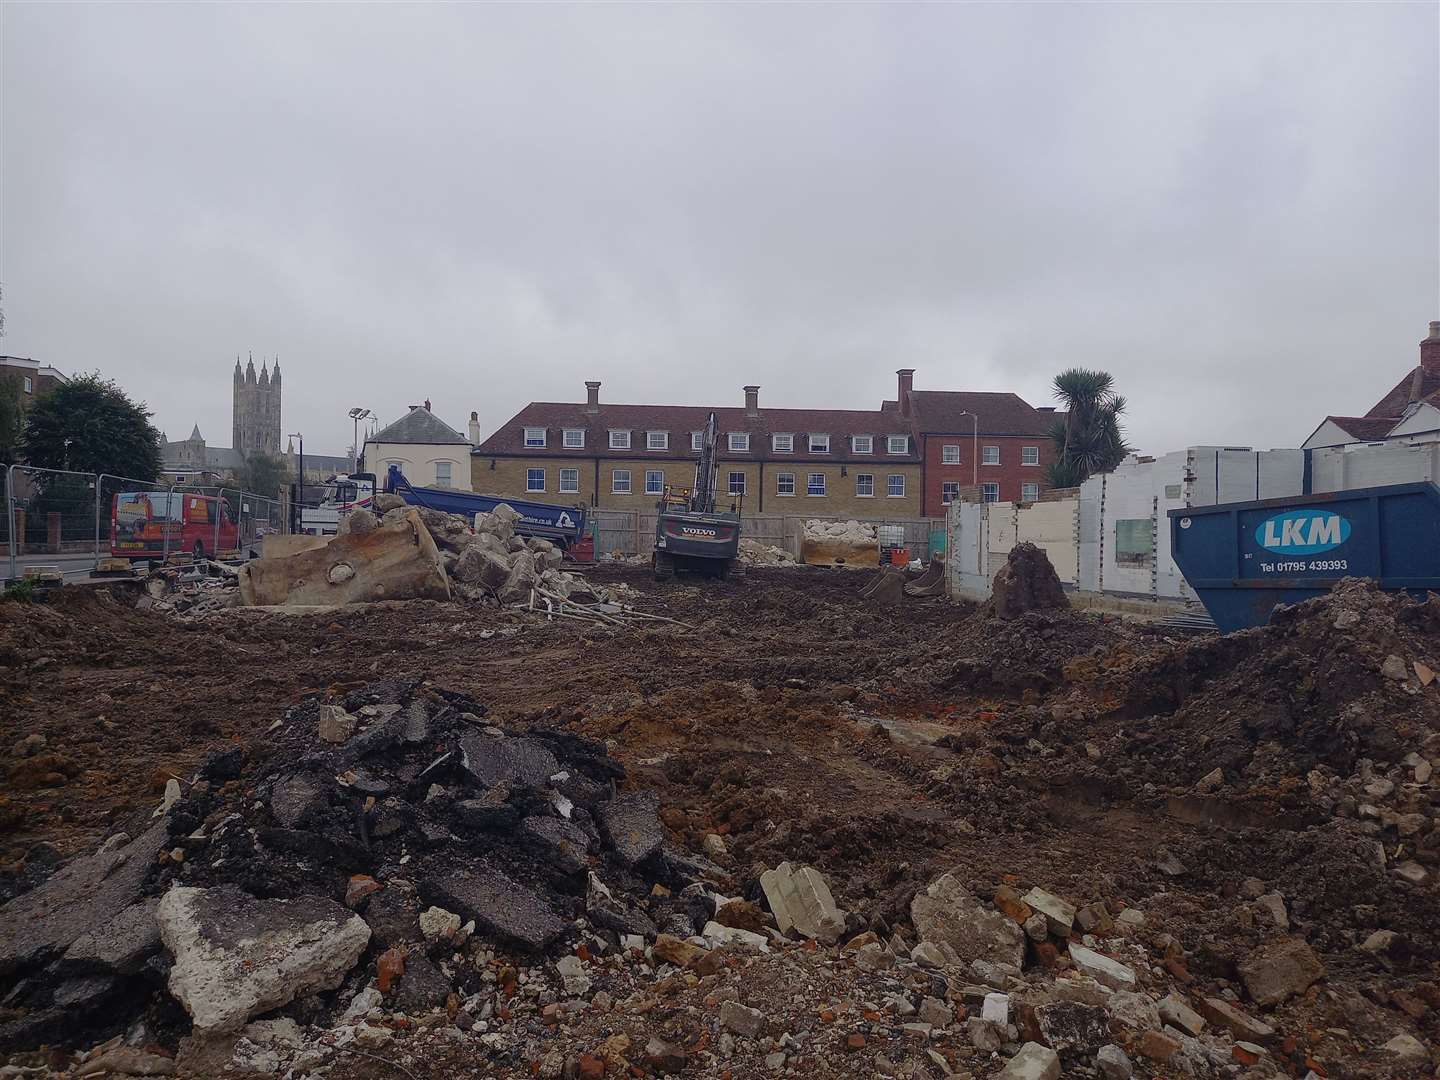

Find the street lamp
[[957, 410, 979, 487], [348, 408, 371, 474], [288, 432, 304, 532]]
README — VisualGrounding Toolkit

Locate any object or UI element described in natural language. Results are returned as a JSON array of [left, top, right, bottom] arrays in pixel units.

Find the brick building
[[889, 370, 1061, 515], [474, 382, 925, 515], [473, 372, 1063, 516], [0, 356, 69, 412]]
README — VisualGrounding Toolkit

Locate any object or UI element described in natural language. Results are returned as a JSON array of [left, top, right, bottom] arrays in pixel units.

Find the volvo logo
[[681, 526, 717, 538]]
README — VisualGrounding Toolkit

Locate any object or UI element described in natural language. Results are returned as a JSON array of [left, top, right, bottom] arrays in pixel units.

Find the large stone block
[[910, 873, 1025, 970], [759, 862, 846, 944]]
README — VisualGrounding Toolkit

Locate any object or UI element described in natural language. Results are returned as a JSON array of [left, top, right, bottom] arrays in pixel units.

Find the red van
[[111, 492, 238, 560]]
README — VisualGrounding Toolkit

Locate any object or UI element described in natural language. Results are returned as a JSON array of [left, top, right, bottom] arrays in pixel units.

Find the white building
[[362, 404, 475, 490]]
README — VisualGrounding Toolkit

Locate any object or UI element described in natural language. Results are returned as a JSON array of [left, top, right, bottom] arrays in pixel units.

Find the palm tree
[[1045, 368, 1131, 488]]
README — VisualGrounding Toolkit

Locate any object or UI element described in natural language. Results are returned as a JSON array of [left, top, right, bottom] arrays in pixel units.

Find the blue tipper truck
[[383, 466, 589, 551], [1168, 481, 1440, 632]]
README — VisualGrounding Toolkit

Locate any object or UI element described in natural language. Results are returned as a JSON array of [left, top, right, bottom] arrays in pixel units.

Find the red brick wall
[[920, 433, 1056, 515]]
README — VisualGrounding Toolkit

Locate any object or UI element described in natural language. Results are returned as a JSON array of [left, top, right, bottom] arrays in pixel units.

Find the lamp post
[[957, 411, 979, 487], [348, 408, 371, 474], [288, 432, 304, 532]]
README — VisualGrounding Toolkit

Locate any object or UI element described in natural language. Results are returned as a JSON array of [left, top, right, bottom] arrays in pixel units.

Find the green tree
[[1045, 368, 1131, 489], [20, 373, 162, 479], [0, 377, 22, 463], [231, 452, 285, 498]]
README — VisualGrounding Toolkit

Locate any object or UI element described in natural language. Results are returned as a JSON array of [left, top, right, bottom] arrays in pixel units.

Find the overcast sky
[[3, 3, 1437, 459]]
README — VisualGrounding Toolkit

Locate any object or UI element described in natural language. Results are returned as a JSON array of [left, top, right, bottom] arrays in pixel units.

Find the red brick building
[[889, 370, 1061, 515], [0, 356, 68, 413]]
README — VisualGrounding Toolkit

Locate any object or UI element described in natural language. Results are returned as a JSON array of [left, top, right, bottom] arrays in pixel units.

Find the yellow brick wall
[[471, 457, 923, 516]]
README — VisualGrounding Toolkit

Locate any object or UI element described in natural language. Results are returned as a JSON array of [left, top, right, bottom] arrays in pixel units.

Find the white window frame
[[524, 427, 546, 448], [808, 433, 830, 454], [942, 481, 960, 504], [728, 471, 747, 496], [690, 431, 703, 452], [941, 444, 961, 465], [611, 468, 632, 494], [852, 435, 872, 454], [526, 467, 546, 492], [1021, 445, 1040, 466], [609, 430, 631, 450], [434, 461, 453, 488], [807, 472, 827, 496], [22, 376, 33, 394], [559, 468, 580, 493], [982, 445, 1001, 465], [886, 474, 906, 498], [772, 433, 794, 453], [645, 470, 664, 495], [562, 428, 585, 449], [1021, 482, 1040, 502], [982, 482, 1000, 502], [776, 472, 795, 496], [856, 473, 874, 498], [646, 431, 669, 451], [728, 432, 750, 452], [886, 435, 909, 455]]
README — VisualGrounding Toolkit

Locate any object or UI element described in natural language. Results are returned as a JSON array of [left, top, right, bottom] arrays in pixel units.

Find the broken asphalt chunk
[[597, 790, 664, 867], [423, 865, 566, 951]]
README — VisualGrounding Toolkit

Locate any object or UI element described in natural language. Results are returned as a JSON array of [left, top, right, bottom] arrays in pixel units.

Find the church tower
[[232, 354, 282, 458]]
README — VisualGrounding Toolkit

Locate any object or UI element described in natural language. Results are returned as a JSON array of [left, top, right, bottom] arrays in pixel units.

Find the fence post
[[162, 483, 173, 562], [6, 465, 15, 583], [214, 488, 225, 556], [94, 473, 103, 572]]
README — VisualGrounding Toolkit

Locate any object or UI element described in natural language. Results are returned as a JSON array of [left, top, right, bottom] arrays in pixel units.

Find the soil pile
[[985, 542, 1069, 620]]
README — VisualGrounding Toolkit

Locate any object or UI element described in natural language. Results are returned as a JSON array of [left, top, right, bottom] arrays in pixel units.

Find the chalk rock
[[911, 873, 1026, 970], [1237, 936, 1324, 1008], [759, 862, 846, 944], [157, 885, 370, 1033], [997, 1041, 1061, 1080], [1021, 888, 1075, 936]]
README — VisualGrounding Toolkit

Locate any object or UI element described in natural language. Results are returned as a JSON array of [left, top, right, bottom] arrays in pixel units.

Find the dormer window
[[852, 435, 872, 454], [610, 430, 632, 450], [809, 433, 830, 454], [646, 431, 669, 451], [524, 427, 546, 448], [728, 433, 750, 452]]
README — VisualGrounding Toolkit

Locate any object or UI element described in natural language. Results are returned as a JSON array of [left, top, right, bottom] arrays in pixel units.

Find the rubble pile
[[0, 679, 740, 1057], [804, 519, 878, 545], [739, 538, 796, 566], [985, 542, 1069, 620]]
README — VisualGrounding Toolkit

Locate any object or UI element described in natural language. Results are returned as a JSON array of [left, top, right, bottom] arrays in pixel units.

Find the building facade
[[362, 404, 476, 490], [233, 356, 282, 457], [0, 356, 69, 411], [474, 382, 930, 515], [475, 372, 1061, 518]]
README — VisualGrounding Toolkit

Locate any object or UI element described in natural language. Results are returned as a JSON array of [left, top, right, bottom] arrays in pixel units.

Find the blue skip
[[1168, 482, 1440, 632]]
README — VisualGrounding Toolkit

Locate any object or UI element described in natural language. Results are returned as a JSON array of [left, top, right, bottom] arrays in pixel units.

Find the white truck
[[299, 473, 377, 535]]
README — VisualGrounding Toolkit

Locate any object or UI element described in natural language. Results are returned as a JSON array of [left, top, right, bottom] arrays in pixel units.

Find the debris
[[317, 705, 356, 744], [1095, 1044, 1133, 1080], [759, 861, 846, 943], [1381, 1032, 1429, 1064], [987, 543, 1069, 620], [1067, 945, 1137, 991], [996, 1041, 1061, 1080], [1020, 887, 1075, 936], [156, 885, 370, 1033], [596, 791, 664, 867], [911, 873, 1026, 969], [1196, 997, 1274, 1042], [720, 1000, 767, 1038], [1157, 993, 1205, 1036], [1236, 936, 1324, 1007]]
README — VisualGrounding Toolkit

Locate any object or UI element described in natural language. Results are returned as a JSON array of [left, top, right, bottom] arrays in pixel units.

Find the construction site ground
[[1, 565, 1436, 1079]]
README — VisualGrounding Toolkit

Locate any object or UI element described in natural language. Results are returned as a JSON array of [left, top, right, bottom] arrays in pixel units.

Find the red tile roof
[[1367, 366, 1440, 419], [906, 390, 1060, 436], [1322, 415, 1401, 442], [475, 402, 920, 462]]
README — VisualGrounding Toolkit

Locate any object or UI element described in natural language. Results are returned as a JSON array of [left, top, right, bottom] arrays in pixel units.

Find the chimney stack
[[585, 381, 601, 415], [468, 410, 481, 445], [897, 369, 915, 417], [1421, 320, 1440, 372], [743, 385, 760, 417]]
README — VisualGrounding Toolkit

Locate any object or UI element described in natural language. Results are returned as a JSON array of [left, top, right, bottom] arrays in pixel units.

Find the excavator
[[652, 412, 744, 580]]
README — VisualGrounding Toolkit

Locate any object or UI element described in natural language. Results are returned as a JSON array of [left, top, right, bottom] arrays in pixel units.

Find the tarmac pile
[[738, 539, 796, 566], [0, 678, 757, 1061]]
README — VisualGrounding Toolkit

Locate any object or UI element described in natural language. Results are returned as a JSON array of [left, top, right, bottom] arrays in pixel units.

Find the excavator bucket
[[859, 565, 906, 604], [904, 553, 946, 597]]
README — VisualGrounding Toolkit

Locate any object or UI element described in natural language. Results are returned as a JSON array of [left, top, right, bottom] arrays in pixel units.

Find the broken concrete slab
[[1237, 936, 1324, 1008], [1195, 997, 1275, 1042], [458, 735, 560, 789], [1021, 888, 1075, 937], [910, 873, 1026, 970], [997, 1041, 1061, 1080], [270, 773, 328, 829], [237, 509, 450, 606], [597, 791, 665, 867], [758, 862, 846, 944], [424, 865, 566, 951], [453, 545, 512, 590], [1157, 994, 1205, 1037], [1067, 944, 1137, 991], [1032, 1000, 1109, 1060], [157, 885, 371, 1033], [60, 898, 160, 975], [0, 819, 169, 977]]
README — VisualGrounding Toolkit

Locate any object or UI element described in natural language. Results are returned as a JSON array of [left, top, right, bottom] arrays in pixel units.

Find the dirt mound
[[986, 542, 1069, 620]]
